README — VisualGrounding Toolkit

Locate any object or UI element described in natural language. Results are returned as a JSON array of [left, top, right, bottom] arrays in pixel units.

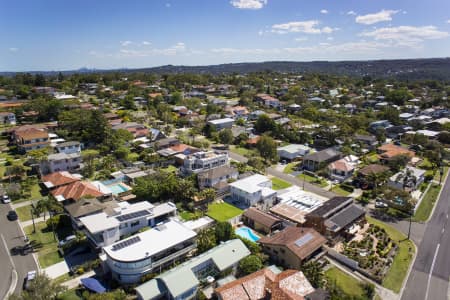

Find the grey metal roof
[[325, 204, 365, 232]]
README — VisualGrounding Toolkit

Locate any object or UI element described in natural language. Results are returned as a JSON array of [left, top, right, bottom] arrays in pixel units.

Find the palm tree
[[30, 201, 43, 234], [302, 261, 324, 288]]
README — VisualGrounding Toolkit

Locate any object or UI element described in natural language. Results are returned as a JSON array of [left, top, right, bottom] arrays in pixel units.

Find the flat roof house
[[103, 220, 197, 284], [55, 141, 82, 155], [388, 166, 426, 191], [302, 148, 341, 172], [277, 144, 311, 161], [40, 152, 82, 175], [259, 227, 326, 269], [182, 151, 229, 174], [305, 197, 365, 241], [197, 166, 239, 194], [207, 118, 234, 131], [229, 174, 277, 210], [80, 201, 177, 248], [135, 239, 250, 300]]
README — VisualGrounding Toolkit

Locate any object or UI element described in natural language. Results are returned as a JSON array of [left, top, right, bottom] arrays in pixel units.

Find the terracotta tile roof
[[247, 136, 261, 145], [358, 164, 389, 176], [328, 159, 354, 172], [51, 181, 104, 201], [42, 171, 81, 188], [378, 144, 415, 159], [15, 128, 48, 140], [215, 268, 315, 300], [243, 207, 282, 229], [169, 143, 192, 153], [259, 227, 326, 261]]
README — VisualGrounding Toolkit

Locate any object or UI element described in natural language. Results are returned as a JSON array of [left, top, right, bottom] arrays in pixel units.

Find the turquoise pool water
[[108, 184, 130, 194], [235, 227, 260, 242]]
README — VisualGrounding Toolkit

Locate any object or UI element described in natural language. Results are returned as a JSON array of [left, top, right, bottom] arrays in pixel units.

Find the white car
[[24, 270, 37, 290], [58, 235, 76, 247], [375, 201, 388, 208], [2, 194, 10, 204]]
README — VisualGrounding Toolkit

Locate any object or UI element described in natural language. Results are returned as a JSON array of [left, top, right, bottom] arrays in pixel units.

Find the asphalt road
[[0, 202, 38, 298], [402, 173, 450, 300]]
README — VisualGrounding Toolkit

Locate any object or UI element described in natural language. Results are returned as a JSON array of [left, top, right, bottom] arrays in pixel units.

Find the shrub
[[340, 183, 354, 192]]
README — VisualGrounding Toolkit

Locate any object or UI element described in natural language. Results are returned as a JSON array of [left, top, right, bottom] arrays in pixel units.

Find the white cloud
[[356, 9, 399, 25], [230, 0, 267, 10], [9, 47, 18, 52], [142, 41, 151, 46], [271, 20, 336, 34], [120, 40, 133, 46], [327, 37, 334, 41], [320, 9, 328, 14], [447, 19, 450, 24], [294, 37, 308, 42], [347, 11, 357, 16], [360, 25, 449, 47]]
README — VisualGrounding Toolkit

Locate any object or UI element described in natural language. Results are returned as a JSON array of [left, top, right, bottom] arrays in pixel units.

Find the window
[[130, 221, 140, 227]]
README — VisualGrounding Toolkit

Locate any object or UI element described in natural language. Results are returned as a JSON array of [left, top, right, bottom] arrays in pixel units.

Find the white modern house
[[55, 141, 82, 155], [40, 152, 82, 175], [277, 144, 311, 161], [388, 166, 426, 191], [207, 118, 234, 131], [80, 201, 177, 248], [182, 151, 229, 174], [135, 239, 250, 300], [229, 174, 277, 209], [102, 220, 197, 284]]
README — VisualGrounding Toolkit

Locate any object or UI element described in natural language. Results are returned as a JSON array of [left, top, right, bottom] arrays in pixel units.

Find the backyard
[[271, 177, 292, 190], [207, 202, 243, 222], [413, 184, 441, 222], [366, 216, 415, 293]]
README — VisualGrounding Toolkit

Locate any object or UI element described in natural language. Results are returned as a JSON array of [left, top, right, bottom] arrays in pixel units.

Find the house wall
[[261, 244, 302, 269]]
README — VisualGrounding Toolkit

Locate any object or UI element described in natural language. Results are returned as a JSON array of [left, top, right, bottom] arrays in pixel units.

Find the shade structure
[[80, 278, 106, 293]]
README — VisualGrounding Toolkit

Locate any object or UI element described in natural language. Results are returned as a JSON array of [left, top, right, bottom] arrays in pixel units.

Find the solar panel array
[[294, 233, 314, 247], [116, 210, 150, 222], [111, 236, 141, 251]]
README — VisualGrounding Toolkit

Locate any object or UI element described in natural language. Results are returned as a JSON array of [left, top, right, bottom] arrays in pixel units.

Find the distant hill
[[2, 58, 450, 81]]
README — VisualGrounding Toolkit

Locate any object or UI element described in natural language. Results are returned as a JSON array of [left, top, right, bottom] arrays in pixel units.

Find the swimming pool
[[108, 183, 130, 195], [235, 227, 260, 242]]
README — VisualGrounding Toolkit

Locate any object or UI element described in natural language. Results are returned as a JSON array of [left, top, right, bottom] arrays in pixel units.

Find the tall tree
[[256, 135, 278, 162]]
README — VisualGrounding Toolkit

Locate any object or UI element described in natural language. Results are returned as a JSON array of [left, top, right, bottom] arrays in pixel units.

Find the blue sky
[[1, 0, 449, 71]]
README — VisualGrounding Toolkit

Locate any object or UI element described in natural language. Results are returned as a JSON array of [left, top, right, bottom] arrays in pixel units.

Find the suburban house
[[14, 128, 50, 153], [207, 118, 234, 131], [255, 94, 281, 108], [102, 220, 198, 284], [80, 201, 177, 248], [328, 155, 360, 182], [229, 174, 277, 209], [377, 144, 415, 163], [277, 144, 311, 161], [368, 120, 392, 133], [151, 137, 180, 150], [65, 197, 119, 229], [304, 196, 366, 241], [354, 134, 378, 150], [302, 148, 342, 172], [112, 122, 149, 138], [55, 141, 82, 155], [135, 239, 250, 300], [356, 164, 390, 189], [41, 171, 82, 190], [0, 112, 16, 125], [270, 186, 328, 225], [182, 151, 229, 174], [241, 207, 283, 235], [51, 180, 108, 203], [40, 152, 82, 174], [215, 266, 322, 300], [388, 166, 426, 191], [259, 227, 326, 269], [197, 166, 239, 191]]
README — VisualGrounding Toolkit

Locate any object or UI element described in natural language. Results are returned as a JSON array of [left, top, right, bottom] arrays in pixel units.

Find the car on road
[[2, 194, 10, 204], [7, 210, 18, 221], [58, 234, 77, 247], [23, 270, 37, 290]]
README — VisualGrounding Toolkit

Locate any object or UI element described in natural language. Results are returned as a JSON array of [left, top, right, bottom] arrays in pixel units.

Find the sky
[[1, 0, 450, 71]]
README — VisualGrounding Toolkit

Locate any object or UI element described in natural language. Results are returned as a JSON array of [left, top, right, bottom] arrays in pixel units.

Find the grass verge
[[207, 202, 243, 222], [15, 204, 33, 221], [366, 215, 415, 293], [271, 177, 292, 190], [283, 162, 299, 174], [413, 184, 441, 222]]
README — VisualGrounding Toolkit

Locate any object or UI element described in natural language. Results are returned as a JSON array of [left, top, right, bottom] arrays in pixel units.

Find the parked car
[[58, 235, 76, 247], [23, 270, 37, 290], [7, 210, 18, 221], [375, 201, 388, 208], [2, 194, 10, 204]]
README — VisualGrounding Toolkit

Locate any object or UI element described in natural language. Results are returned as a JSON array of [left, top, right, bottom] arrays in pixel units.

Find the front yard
[[271, 177, 292, 190], [296, 172, 328, 188], [207, 202, 243, 222], [366, 216, 415, 293], [229, 145, 258, 158]]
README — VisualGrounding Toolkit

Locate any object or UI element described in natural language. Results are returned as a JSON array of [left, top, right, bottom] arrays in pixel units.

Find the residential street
[[0, 202, 39, 298], [401, 173, 450, 300]]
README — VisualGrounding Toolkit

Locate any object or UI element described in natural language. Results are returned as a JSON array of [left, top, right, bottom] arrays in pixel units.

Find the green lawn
[[413, 184, 441, 222], [15, 205, 33, 221], [207, 202, 243, 222], [161, 165, 178, 173], [366, 216, 415, 293], [179, 210, 203, 221], [296, 173, 328, 187], [58, 289, 82, 300], [434, 166, 449, 182], [283, 162, 299, 174], [325, 267, 365, 298], [24, 222, 64, 268], [271, 177, 292, 190], [331, 185, 352, 196], [229, 146, 258, 157]]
